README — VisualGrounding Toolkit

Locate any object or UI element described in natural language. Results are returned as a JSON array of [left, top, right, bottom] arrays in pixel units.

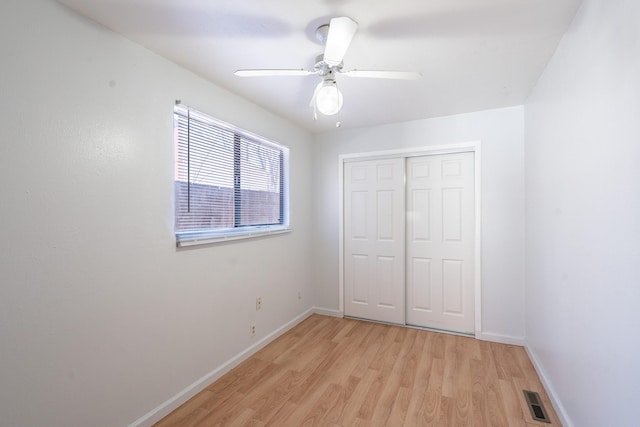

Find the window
[[174, 103, 290, 246]]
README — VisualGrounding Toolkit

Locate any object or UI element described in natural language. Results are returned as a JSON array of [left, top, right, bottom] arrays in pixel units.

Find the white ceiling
[[58, 0, 582, 133]]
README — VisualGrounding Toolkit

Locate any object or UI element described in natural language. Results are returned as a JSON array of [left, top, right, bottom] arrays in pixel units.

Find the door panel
[[350, 192, 368, 238], [411, 189, 431, 240], [410, 257, 432, 310], [352, 254, 369, 303], [442, 189, 463, 241], [406, 152, 475, 333], [442, 259, 464, 314], [377, 190, 396, 239], [344, 158, 405, 325]]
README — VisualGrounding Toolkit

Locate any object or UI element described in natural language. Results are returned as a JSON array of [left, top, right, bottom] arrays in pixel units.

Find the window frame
[[174, 103, 290, 247]]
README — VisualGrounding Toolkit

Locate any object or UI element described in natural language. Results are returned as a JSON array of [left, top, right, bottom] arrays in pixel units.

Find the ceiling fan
[[235, 17, 422, 122]]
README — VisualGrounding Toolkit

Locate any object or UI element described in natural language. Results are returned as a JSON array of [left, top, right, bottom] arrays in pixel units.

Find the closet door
[[344, 158, 405, 324], [406, 153, 475, 334]]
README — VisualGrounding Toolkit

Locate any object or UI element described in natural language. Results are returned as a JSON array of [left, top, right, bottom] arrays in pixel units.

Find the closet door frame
[[338, 141, 483, 336]]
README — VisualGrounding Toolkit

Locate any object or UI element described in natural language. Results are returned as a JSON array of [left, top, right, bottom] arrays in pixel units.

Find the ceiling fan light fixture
[[316, 80, 343, 116]]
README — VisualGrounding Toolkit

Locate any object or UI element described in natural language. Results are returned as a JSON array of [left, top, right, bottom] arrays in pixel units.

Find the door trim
[[338, 141, 483, 336]]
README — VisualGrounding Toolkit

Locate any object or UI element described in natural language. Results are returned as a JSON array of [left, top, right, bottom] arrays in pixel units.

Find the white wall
[[524, 0, 640, 426], [312, 106, 526, 340], [0, 1, 314, 426]]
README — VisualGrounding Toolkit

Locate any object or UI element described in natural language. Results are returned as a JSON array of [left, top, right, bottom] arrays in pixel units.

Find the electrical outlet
[[256, 297, 262, 310], [298, 291, 303, 300], [250, 324, 256, 337]]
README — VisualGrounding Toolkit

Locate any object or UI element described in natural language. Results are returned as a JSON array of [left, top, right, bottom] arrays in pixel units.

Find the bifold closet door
[[406, 152, 475, 334], [343, 158, 405, 325]]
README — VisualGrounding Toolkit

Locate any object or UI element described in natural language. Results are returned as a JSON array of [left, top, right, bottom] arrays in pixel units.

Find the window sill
[[176, 226, 291, 247]]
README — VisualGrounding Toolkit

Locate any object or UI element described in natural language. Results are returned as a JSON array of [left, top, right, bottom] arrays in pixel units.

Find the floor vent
[[523, 390, 551, 423]]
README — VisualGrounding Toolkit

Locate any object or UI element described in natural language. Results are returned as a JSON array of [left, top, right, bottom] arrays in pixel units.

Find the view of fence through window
[[174, 105, 286, 236]]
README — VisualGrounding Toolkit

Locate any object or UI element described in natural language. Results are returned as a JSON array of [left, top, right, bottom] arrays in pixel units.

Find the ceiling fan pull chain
[[335, 81, 342, 127]]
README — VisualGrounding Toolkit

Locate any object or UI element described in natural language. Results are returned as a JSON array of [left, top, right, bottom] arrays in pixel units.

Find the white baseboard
[[128, 308, 314, 427], [312, 307, 344, 318], [525, 344, 572, 427], [475, 331, 525, 346]]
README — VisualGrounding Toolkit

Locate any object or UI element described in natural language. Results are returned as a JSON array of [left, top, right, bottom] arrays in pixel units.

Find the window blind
[[174, 103, 289, 245]]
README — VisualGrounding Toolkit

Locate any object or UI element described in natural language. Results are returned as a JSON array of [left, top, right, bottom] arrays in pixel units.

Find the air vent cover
[[523, 389, 551, 423]]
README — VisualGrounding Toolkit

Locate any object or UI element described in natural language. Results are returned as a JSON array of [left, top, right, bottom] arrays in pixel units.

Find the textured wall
[[0, 1, 314, 425], [525, 0, 640, 425]]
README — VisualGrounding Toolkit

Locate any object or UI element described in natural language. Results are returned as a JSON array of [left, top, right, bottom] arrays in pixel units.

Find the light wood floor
[[154, 315, 561, 426]]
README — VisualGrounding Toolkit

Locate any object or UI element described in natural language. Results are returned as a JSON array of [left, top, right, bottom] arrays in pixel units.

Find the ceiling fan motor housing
[[315, 24, 330, 44], [314, 54, 343, 76]]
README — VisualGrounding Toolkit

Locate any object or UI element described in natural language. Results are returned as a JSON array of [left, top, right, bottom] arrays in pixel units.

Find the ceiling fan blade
[[234, 69, 315, 77], [323, 17, 358, 67], [342, 70, 423, 80]]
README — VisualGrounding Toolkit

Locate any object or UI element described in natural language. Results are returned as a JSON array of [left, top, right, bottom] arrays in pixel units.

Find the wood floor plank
[[438, 394, 455, 426], [403, 386, 426, 426], [227, 408, 257, 427], [418, 391, 441, 424], [335, 368, 379, 425], [442, 335, 459, 397], [206, 359, 274, 395], [371, 328, 417, 424], [153, 315, 563, 427], [398, 327, 423, 390], [453, 390, 473, 426], [323, 375, 361, 423], [318, 336, 367, 386], [246, 370, 302, 423], [276, 382, 337, 426], [409, 332, 433, 393], [153, 390, 216, 427], [357, 327, 406, 421], [297, 383, 342, 426], [262, 400, 298, 426], [328, 317, 358, 342], [478, 339, 500, 381], [426, 356, 445, 395], [499, 378, 527, 420], [385, 385, 411, 426], [470, 357, 506, 426]]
